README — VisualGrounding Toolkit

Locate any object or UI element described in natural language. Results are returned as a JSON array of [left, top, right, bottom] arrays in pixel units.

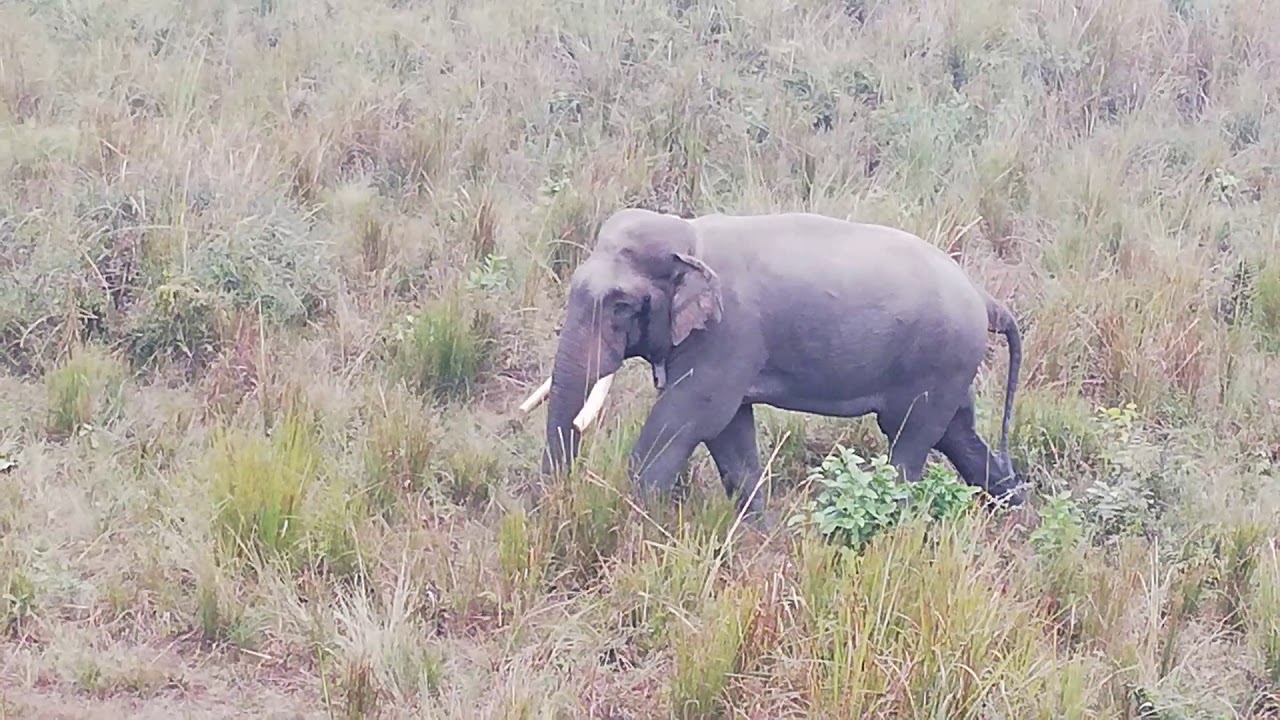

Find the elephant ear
[[670, 252, 723, 346]]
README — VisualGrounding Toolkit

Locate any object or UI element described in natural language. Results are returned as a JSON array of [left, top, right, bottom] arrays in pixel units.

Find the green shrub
[[789, 446, 980, 552], [464, 253, 514, 294], [187, 205, 337, 325], [124, 279, 228, 369], [1029, 491, 1086, 559], [913, 462, 984, 522], [1079, 402, 1172, 541]]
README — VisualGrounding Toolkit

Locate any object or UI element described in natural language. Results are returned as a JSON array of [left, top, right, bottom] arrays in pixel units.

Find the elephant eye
[[612, 298, 636, 316]]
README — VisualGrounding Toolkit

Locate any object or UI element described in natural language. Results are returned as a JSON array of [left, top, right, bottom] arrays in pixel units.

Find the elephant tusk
[[573, 373, 615, 432], [518, 377, 552, 413]]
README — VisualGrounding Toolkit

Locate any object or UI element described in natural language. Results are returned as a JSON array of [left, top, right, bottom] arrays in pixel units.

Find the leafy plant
[[790, 448, 907, 551], [913, 462, 982, 521], [1029, 491, 1085, 558], [464, 253, 513, 293], [1082, 402, 1167, 539], [1081, 476, 1156, 538], [789, 446, 980, 552], [1096, 402, 1138, 442]]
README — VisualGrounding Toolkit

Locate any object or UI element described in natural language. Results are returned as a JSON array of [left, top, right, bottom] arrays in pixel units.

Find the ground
[[2, 0, 1280, 717]]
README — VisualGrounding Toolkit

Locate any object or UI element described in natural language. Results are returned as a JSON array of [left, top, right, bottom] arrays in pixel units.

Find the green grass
[[1, 0, 1279, 716], [42, 343, 126, 440], [385, 289, 495, 402], [206, 410, 321, 566]]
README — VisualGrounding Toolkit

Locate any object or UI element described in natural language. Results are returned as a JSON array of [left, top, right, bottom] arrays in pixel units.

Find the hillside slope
[[2, 0, 1279, 717]]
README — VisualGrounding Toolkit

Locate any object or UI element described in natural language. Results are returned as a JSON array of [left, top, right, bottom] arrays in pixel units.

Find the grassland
[[1, 0, 1279, 717]]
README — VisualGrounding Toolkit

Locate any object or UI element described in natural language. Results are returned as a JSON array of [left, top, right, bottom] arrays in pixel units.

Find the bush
[[1029, 491, 1086, 559], [124, 279, 229, 370], [187, 205, 338, 325], [789, 446, 981, 552]]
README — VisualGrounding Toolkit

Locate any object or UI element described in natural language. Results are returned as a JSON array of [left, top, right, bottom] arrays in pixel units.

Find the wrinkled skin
[[538, 208, 1026, 523]]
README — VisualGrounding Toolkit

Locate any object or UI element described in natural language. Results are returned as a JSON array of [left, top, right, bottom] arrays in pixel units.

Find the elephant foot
[[745, 507, 776, 534], [727, 503, 772, 536], [630, 478, 685, 521], [983, 476, 1029, 511]]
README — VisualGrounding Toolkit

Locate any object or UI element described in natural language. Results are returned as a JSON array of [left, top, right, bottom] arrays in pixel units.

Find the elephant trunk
[[541, 309, 623, 475]]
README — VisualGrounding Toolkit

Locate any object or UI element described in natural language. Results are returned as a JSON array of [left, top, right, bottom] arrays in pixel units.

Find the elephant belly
[[741, 336, 972, 418], [743, 375, 885, 418], [743, 291, 986, 419]]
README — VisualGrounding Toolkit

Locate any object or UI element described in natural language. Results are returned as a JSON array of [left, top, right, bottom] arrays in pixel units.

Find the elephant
[[518, 207, 1026, 522]]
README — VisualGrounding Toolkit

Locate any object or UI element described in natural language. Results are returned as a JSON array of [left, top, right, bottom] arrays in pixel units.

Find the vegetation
[[788, 447, 981, 551], [2, 0, 1278, 716]]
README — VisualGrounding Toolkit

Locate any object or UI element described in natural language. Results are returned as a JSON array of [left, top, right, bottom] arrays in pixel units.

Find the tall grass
[[0, 0, 1278, 716], [207, 410, 320, 564]]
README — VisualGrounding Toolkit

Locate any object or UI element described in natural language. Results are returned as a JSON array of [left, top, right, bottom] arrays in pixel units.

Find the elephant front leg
[[704, 404, 767, 522], [627, 416, 700, 504], [628, 374, 744, 506]]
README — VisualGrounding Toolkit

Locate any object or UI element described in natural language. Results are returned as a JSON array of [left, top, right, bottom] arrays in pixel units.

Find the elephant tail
[[984, 293, 1022, 465]]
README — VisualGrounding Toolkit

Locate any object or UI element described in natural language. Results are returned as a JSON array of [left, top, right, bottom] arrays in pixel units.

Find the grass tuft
[[43, 343, 126, 440], [206, 411, 321, 566], [386, 290, 495, 402], [326, 566, 443, 718], [361, 386, 439, 515], [669, 583, 753, 719]]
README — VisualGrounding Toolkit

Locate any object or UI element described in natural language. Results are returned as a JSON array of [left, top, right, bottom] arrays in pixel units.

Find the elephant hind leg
[[704, 404, 765, 516], [933, 395, 1020, 500], [875, 388, 966, 484]]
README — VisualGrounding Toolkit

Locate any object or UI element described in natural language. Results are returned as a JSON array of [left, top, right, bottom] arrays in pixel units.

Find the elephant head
[[518, 209, 724, 475]]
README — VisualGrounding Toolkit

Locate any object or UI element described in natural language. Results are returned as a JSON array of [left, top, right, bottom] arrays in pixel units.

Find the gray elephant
[[519, 208, 1025, 521]]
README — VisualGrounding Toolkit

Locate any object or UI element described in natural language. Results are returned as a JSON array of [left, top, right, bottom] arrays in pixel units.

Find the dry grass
[[2, 0, 1280, 716]]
